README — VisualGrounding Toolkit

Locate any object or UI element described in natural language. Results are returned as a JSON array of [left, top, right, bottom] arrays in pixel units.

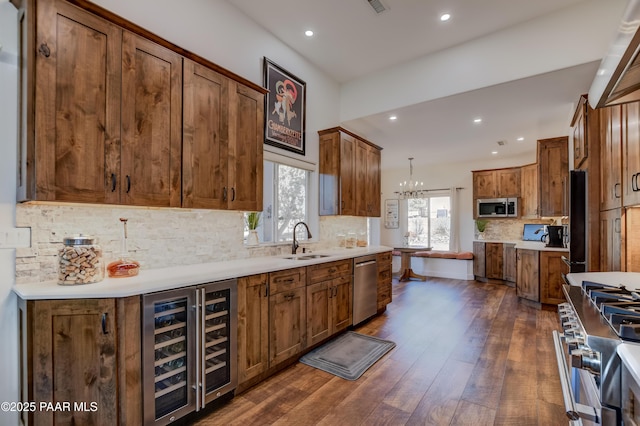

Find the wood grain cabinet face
[[319, 128, 382, 217], [538, 137, 569, 217], [376, 252, 392, 310], [600, 208, 622, 272], [473, 241, 486, 279], [485, 243, 504, 280], [20, 297, 142, 426], [516, 249, 539, 302], [601, 106, 623, 211], [268, 268, 307, 365], [496, 169, 521, 198], [622, 102, 640, 207], [237, 274, 269, 384], [503, 243, 517, 283], [539, 251, 568, 305], [571, 96, 589, 169], [520, 164, 539, 218]]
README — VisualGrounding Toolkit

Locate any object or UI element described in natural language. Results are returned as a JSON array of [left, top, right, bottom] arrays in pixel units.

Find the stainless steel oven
[[142, 279, 237, 425]]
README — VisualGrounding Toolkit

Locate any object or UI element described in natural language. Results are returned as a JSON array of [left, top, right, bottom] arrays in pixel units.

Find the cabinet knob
[[38, 43, 51, 58]]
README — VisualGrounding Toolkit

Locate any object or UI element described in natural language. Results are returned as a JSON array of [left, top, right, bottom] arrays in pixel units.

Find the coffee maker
[[543, 225, 565, 248]]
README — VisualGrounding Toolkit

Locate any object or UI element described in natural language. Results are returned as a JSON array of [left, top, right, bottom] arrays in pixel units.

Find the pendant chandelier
[[394, 157, 426, 198]]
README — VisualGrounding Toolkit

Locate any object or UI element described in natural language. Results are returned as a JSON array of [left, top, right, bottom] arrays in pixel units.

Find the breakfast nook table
[[394, 246, 431, 281]]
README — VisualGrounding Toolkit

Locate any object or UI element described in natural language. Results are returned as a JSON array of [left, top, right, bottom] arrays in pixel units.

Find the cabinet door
[[319, 132, 340, 215], [572, 96, 588, 169], [601, 208, 622, 271], [623, 102, 640, 207], [520, 164, 538, 218], [473, 241, 486, 278], [306, 281, 330, 346], [539, 251, 568, 305], [32, 299, 118, 425], [35, 0, 121, 203], [496, 168, 521, 198], [228, 81, 264, 211], [626, 207, 640, 272], [376, 251, 392, 310], [269, 286, 306, 365], [237, 274, 269, 384], [121, 32, 182, 207], [366, 145, 382, 217], [473, 171, 497, 199], [538, 137, 569, 217], [601, 106, 623, 211], [355, 140, 369, 216], [182, 59, 229, 209], [485, 242, 504, 279], [331, 276, 353, 334], [516, 249, 539, 302], [340, 133, 357, 215], [503, 243, 517, 282]]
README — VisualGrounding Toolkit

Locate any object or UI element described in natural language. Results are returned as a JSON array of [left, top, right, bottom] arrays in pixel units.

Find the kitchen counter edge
[[14, 246, 393, 300], [474, 239, 569, 252]]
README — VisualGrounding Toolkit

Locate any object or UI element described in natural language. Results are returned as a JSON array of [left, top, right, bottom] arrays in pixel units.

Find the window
[[406, 195, 451, 250], [246, 161, 310, 243]]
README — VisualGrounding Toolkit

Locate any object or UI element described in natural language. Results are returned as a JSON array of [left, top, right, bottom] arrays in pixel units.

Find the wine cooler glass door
[[200, 279, 237, 406], [143, 289, 196, 425]]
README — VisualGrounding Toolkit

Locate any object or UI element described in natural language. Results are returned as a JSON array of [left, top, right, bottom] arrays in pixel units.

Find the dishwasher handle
[[355, 260, 376, 268]]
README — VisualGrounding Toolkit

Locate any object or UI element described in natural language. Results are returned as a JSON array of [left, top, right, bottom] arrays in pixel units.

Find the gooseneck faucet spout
[[292, 221, 312, 255]]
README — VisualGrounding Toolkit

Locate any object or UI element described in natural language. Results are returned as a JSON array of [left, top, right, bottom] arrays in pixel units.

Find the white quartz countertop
[[13, 246, 393, 300], [618, 343, 640, 385], [474, 239, 569, 252], [566, 272, 640, 288]]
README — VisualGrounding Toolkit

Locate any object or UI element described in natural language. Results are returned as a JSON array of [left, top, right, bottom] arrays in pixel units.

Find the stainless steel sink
[[282, 254, 330, 260]]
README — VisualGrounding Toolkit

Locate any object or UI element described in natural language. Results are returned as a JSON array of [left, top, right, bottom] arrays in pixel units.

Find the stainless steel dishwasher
[[353, 254, 378, 325]]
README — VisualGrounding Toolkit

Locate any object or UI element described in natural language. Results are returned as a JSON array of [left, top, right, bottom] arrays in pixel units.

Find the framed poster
[[384, 199, 399, 229], [263, 57, 306, 155]]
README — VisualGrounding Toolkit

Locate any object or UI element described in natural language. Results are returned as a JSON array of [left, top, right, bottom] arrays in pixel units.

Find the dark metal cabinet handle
[[263, 283, 268, 298], [110, 173, 116, 192], [328, 268, 337, 273], [126, 175, 131, 193], [101, 313, 108, 334], [614, 183, 621, 199], [38, 43, 50, 57], [231, 187, 236, 202], [633, 173, 639, 192]]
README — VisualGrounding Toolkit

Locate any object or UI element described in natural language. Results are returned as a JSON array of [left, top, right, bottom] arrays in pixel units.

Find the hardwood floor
[[193, 277, 567, 425]]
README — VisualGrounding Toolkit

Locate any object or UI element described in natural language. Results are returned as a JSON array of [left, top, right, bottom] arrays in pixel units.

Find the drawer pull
[[328, 268, 337, 273], [101, 313, 108, 334], [278, 277, 295, 283]]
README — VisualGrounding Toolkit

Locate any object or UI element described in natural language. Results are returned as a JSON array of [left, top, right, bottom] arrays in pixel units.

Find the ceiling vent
[[367, 0, 388, 14], [497, 140, 507, 146]]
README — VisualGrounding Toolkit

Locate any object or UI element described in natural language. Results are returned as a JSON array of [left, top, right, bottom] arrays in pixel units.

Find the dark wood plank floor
[[193, 278, 567, 425]]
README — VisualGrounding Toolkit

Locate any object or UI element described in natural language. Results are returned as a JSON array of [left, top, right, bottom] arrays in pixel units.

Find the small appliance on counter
[[543, 225, 565, 248], [522, 224, 545, 241], [107, 218, 140, 278]]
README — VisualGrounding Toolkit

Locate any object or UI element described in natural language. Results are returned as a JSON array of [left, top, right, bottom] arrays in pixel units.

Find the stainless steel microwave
[[476, 198, 518, 218]]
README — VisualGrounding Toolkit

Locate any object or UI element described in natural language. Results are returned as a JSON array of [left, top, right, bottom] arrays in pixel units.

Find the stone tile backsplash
[[15, 203, 368, 283]]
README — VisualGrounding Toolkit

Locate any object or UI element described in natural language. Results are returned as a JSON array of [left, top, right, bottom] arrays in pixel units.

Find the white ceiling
[[226, 0, 626, 170]]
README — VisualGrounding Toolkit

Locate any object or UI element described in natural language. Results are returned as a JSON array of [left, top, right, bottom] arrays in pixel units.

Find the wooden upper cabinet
[[120, 32, 182, 207], [520, 163, 538, 218], [538, 137, 569, 217], [319, 127, 382, 217], [33, 0, 122, 203], [182, 60, 263, 210], [571, 95, 589, 169], [622, 102, 640, 207], [601, 105, 623, 211], [182, 60, 229, 209], [472, 168, 520, 200]]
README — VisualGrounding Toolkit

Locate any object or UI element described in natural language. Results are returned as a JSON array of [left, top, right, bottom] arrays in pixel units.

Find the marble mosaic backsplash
[[15, 203, 367, 284]]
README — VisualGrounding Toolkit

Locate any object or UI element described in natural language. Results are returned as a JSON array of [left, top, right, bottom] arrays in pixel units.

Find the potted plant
[[246, 212, 261, 245], [475, 219, 488, 239]]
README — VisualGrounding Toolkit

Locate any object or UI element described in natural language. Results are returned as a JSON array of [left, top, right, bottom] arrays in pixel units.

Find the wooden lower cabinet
[[268, 268, 307, 366], [539, 251, 568, 304], [516, 249, 539, 302], [19, 297, 141, 426], [237, 274, 269, 385], [485, 243, 504, 279], [473, 241, 486, 279], [376, 251, 392, 310], [601, 208, 623, 271], [307, 276, 352, 346], [503, 243, 517, 283]]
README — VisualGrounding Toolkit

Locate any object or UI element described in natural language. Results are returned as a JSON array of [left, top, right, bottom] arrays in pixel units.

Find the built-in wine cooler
[[142, 279, 237, 425]]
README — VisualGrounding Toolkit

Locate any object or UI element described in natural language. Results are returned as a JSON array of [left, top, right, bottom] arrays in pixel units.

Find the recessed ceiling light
[[440, 13, 451, 22], [491, 151, 498, 155], [305, 30, 314, 37], [473, 118, 482, 124], [517, 137, 524, 142], [389, 115, 397, 121]]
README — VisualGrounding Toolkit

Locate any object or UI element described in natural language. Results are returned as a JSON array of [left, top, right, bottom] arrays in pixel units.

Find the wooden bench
[[391, 250, 474, 280]]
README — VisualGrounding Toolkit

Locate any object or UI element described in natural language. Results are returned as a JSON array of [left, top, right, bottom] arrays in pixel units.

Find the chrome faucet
[[292, 221, 312, 255]]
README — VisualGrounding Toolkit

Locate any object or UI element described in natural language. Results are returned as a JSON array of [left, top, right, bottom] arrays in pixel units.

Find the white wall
[[379, 151, 537, 251], [0, 3, 19, 424]]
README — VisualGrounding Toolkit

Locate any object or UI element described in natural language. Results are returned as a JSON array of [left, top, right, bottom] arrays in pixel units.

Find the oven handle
[[552, 330, 599, 425]]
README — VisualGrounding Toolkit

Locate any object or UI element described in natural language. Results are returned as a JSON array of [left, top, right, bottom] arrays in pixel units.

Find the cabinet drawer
[[377, 265, 391, 282], [269, 268, 306, 294], [376, 251, 392, 265], [307, 260, 352, 285]]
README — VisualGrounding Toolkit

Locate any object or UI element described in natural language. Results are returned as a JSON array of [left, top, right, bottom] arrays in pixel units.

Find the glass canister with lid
[[58, 235, 104, 285]]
